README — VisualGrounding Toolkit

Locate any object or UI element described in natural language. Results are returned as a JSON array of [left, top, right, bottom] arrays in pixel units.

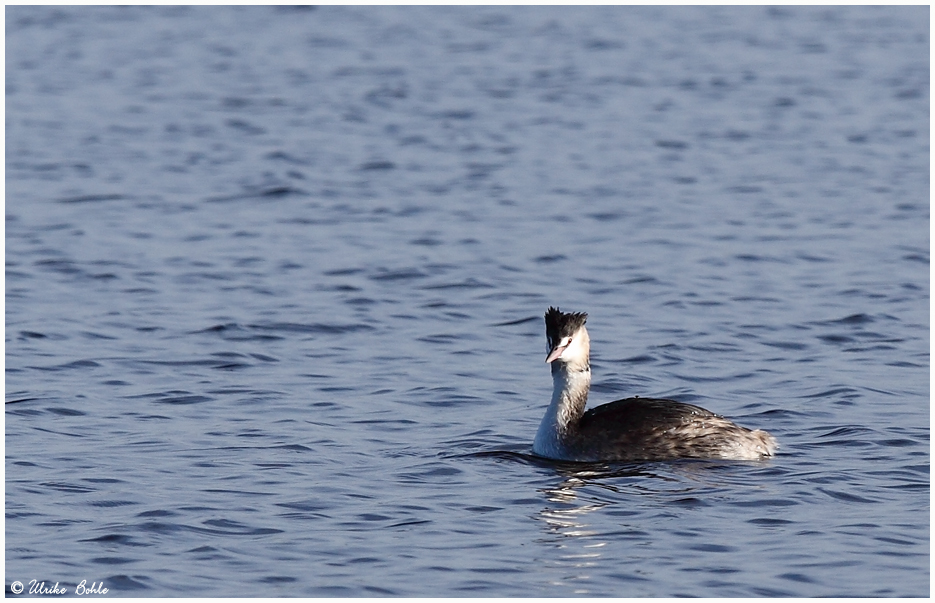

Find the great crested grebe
[[533, 307, 777, 462]]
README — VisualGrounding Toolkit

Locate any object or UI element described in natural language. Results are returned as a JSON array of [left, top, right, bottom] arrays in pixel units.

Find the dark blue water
[[6, 6, 929, 597]]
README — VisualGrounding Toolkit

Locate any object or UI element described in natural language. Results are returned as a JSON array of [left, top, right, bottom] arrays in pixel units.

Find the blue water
[[6, 5, 929, 597]]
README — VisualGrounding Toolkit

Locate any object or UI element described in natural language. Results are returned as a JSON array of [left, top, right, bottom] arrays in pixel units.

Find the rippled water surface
[[6, 6, 929, 597]]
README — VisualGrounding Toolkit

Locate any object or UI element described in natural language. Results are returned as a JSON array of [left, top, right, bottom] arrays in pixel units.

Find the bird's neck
[[534, 361, 591, 455], [550, 361, 591, 426]]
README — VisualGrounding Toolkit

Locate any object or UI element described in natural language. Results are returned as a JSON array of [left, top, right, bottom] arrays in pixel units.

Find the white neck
[[532, 363, 591, 458]]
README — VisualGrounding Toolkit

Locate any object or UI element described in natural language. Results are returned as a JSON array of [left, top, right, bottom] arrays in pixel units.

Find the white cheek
[[562, 338, 582, 358], [559, 337, 573, 353]]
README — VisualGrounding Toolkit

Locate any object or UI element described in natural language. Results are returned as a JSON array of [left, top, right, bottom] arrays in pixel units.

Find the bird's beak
[[545, 344, 566, 363]]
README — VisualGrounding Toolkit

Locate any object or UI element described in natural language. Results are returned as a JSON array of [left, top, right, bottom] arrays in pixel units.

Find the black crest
[[544, 306, 588, 348]]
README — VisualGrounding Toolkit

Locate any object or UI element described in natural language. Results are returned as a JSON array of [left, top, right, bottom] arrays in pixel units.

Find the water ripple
[[5, 4, 927, 598]]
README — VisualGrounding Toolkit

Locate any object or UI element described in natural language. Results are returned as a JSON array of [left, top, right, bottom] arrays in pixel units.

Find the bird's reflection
[[528, 462, 657, 593], [535, 461, 655, 534], [456, 448, 751, 593]]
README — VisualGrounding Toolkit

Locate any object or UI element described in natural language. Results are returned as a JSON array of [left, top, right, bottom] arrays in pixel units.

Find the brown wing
[[580, 397, 718, 430], [573, 397, 747, 461]]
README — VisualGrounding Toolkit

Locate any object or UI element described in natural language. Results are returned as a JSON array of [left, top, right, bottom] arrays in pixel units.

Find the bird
[[533, 307, 777, 462]]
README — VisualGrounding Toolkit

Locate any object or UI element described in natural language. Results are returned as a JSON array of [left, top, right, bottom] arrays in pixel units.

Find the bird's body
[[533, 307, 777, 462]]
